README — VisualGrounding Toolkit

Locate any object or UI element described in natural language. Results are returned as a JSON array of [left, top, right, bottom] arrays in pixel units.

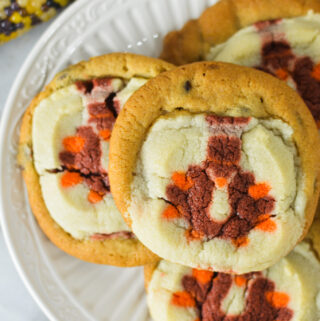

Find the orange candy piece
[[255, 217, 277, 232], [185, 229, 204, 241], [171, 291, 195, 307], [275, 68, 289, 80], [248, 183, 271, 200], [99, 129, 111, 141], [311, 63, 320, 81], [172, 172, 193, 191], [162, 205, 180, 219], [215, 177, 227, 188], [61, 172, 83, 188], [232, 236, 249, 248], [88, 190, 103, 204], [234, 275, 247, 287], [63, 136, 85, 153], [266, 291, 290, 308], [192, 269, 213, 284]]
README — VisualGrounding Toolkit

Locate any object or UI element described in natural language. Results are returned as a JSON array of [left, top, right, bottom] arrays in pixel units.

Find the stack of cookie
[[18, 0, 320, 320]]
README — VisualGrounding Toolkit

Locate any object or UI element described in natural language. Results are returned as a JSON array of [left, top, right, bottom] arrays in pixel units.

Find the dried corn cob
[[0, 0, 73, 44]]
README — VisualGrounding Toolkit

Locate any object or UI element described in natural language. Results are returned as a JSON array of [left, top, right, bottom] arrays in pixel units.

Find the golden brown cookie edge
[[18, 53, 173, 266]]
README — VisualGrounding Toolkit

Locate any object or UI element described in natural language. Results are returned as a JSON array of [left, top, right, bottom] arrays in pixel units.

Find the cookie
[[18, 53, 174, 266], [144, 218, 320, 321], [206, 11, 320, 129], [160, 0, 320, 66], [109, 62, 320, 273]]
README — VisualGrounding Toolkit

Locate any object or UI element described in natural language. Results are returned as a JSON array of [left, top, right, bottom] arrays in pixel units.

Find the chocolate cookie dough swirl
[[144, 219, 320, 321], [18, 53, 174, 266], [109, 62, 320, 273]]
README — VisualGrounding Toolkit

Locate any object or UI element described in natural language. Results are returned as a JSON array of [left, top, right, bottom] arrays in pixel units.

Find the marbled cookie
[[145, 218, 320, 321], [160, 0, 320, 66], [206, 12, 320, 128], [18, 53, 174, 266], [110, 62, 320, 273]]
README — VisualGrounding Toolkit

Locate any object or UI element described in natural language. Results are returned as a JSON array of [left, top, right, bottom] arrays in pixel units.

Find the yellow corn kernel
[[55, 0, 69, 6], [26, 3, 37, 14], [22, 16, 32, 28], [40, 8, 56, 21], [1, 30, 18, 41], [9, 12, 23, 24], [25, 0, 45, 14], [35, 9, 43, 17]]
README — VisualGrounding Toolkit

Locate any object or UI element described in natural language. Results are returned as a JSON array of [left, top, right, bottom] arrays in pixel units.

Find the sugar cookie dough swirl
[[18, 53, 174, 266], [145, 219, 320, 321], [109, 62, 320, 273]]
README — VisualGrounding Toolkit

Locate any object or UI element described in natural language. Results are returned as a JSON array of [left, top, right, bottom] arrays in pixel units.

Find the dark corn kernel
[[30, 15, 41, 26], [46, 0, 62, 10], [15, 22, 24, 30]]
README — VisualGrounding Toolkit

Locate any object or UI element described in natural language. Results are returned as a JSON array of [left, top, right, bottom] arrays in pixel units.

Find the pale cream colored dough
[[33, 78, 146, 239], [129, 113, 304, 273]]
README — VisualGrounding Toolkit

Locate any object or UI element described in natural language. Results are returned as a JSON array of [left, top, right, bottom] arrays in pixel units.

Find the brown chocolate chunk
[[184, 80, 192, 92]]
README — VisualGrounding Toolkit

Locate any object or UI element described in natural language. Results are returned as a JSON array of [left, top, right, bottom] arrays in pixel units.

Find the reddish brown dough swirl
[[165, 115, 275, 247], [59, 78, 116, 204], [126, 109, 303, 273], [254, 19, 320, 124], [179, 271, 293, 321]]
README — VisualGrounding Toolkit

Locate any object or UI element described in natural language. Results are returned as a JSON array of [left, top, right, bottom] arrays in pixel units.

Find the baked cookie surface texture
[[145, 220, 320, 321], [109, 62, 320, 273], [18, 53, 173, 265]]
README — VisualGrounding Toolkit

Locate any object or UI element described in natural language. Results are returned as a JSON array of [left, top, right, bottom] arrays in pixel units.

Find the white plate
[[0, 0, 217, 320]]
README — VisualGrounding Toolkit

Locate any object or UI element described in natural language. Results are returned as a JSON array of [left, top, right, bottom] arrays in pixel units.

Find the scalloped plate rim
[[0, 1, 101, 319]]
